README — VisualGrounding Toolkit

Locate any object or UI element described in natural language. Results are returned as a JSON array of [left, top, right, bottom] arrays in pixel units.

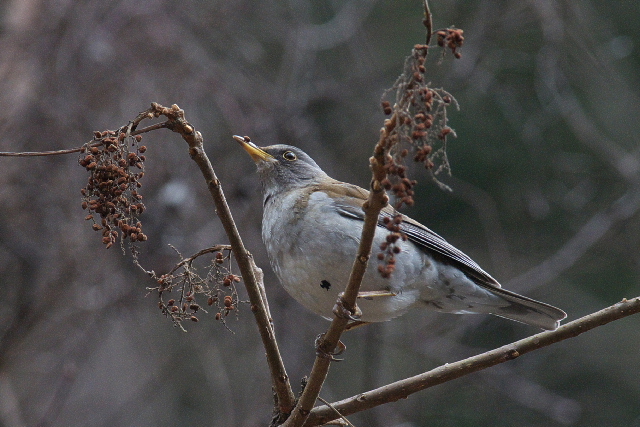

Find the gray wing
[[331, 193, 567, 330], [333, 201, 501, 288]]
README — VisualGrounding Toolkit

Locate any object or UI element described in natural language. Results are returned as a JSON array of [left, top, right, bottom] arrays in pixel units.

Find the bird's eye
[[283, 151, 297, 161]]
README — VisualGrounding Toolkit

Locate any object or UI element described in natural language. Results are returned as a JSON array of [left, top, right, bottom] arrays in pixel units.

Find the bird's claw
[[332, 294, 362, 321], [315, 333, 346, 361]]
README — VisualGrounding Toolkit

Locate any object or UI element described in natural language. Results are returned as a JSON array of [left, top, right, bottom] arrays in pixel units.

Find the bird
[[234, 136, 567, 330]]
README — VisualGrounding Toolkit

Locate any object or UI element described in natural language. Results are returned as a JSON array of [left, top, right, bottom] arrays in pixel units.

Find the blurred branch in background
[[509, 185, 640, 293]]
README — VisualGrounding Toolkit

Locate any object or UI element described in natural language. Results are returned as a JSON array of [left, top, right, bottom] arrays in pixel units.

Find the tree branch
[[423, 0, 433, 46], [143, 103, 296, 415], [0, 146, 92, 156], [0, 102, 297, 416], [283, 9, 440, 422], [305, 296, 640, 425], [281, 117, 396, 427]]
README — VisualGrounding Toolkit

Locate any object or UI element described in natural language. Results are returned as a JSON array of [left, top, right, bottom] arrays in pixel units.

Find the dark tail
[[484, 285, 567, 330]]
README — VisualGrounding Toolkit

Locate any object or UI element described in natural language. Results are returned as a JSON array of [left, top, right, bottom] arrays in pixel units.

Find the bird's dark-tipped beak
[[233, 135, 274, 163]]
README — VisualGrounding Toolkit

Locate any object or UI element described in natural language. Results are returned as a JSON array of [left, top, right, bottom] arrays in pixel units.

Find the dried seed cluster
[[377, 214, 407, 278], [380, 163, 418, 208], [149, 247, 243, 330], [379, 44, 457, 209], [375, 32, 462, 278], [79, 130, 147, 249], [436, 28, 464, 59]]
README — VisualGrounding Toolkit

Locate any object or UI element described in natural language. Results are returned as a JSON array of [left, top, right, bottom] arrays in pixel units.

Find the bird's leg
[[333, 290, 396, 323], [341, 291, 395, 331], [333, 293, 362, 321]]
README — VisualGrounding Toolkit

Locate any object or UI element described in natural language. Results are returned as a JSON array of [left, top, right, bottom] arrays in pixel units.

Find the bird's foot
[[314, 333, 346, 361], [333, 294, 362, 321]]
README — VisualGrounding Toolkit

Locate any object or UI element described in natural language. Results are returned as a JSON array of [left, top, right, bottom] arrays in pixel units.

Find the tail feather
[[484, 286, 567, 330]]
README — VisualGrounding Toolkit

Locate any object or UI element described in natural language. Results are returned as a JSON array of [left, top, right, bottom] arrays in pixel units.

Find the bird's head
[[234, 135, 330, 200]]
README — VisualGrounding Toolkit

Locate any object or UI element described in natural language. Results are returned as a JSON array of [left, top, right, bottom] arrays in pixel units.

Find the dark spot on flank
[[320, 280, 331, 291]]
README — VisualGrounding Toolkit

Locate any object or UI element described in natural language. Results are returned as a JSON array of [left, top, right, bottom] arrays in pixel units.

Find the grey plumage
[[236, 138, 567, 330]]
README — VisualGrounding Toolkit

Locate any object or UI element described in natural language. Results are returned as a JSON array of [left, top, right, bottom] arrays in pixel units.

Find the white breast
[[262, 190, 434, 322]]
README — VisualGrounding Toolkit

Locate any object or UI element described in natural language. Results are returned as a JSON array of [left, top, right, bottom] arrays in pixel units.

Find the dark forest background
[[0, 1, 639, 426]]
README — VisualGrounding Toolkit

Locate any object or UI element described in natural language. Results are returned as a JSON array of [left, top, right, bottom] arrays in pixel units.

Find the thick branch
[[147, 103, 296, 414], [305, 297, 640, 425], [282, 118, 396, 427]]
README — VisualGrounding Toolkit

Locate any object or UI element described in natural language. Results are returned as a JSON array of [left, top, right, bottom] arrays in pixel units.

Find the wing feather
[[324, 182, 501, 288]]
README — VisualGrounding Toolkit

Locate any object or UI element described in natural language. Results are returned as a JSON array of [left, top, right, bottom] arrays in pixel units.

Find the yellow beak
[[233, 135, 274, 162]]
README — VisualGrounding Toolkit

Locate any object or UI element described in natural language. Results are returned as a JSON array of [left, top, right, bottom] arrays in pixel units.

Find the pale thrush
[[235, 136, 566, 330]]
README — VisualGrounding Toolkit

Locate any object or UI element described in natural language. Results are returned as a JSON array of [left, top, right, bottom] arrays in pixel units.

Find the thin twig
[[0, 146, 92, 156], [130, 122, 167, 136], [423, 0, 433, 46], [165, 245, 232, 277], [304, 297, 640, 425], [316, 397, 354, 427], [0, 120, 165, 157]]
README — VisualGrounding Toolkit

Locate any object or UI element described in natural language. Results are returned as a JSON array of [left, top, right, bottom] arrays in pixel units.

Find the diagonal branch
[[305, 296, 640, 425], [141, 103, 296, 414], [284, 4, 438, 424], [281, 116, 396, 427]]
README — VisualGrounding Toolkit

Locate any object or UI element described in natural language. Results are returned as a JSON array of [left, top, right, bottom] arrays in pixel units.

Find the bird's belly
[[265, 209, 432, 322], [277, 250, 423, 322]]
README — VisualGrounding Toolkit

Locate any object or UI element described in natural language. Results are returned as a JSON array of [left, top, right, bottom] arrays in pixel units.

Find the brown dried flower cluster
[[148, 246, 243, 330], [379, 44, 457, 208], [375, 34, 461, 278], [436, 28, 464, 59], [377, 214, 407, 278], [79, 130, 147, 249], [380, 161, 418, 208]]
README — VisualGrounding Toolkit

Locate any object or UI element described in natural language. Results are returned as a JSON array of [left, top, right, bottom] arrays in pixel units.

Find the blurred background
[[0, 1, 639, 426]]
